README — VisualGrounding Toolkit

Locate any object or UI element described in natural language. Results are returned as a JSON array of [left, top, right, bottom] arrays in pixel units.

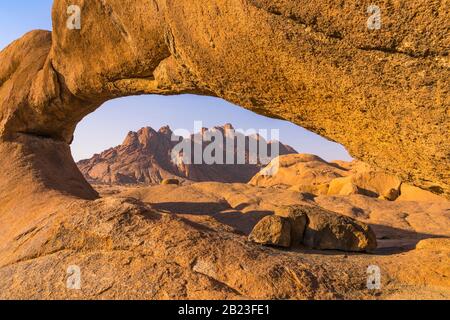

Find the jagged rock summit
[[77, 124, 297, 184]]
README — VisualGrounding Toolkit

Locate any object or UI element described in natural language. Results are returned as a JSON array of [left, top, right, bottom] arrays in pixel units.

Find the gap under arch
[[72, 94, 353, 163]]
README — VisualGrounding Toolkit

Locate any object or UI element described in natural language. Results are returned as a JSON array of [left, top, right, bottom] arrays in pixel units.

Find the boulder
[[275, 206, 308, 246], [338, 182, 361, 196], [286, 206, 377, 252], [350, 171, 402, 200], [161, 178, 181, 186], [252, 204, 377, 252], [248, 216, 291, 248], [250, 154, 347, 188], [397, 184, 449, 202], [328, 177, 361, 196]]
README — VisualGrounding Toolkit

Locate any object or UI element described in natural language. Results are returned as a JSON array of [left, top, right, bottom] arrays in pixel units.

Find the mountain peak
[[158, 125, 173, 136], [136, 127, 157, 145], [122, 131, 139, 146], [78, 123, 298, 185], [223, 123, 234, 130]]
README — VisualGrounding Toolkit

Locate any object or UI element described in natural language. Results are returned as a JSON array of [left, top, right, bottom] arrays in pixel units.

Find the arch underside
[[0, 0, 448, 200]]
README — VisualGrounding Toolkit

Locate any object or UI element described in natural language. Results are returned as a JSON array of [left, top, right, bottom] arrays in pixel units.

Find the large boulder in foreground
[[250, 205, 377, 252], [299, 206, 377, 252], [275, 206, 308, 246], [248, 216, 291, 248]]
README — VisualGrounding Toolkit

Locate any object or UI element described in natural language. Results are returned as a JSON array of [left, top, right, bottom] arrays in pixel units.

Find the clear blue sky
[[0, 1, 352, 162]]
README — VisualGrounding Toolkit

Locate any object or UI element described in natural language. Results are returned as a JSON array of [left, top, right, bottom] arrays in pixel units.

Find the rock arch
[[0, 0, 449, 201]]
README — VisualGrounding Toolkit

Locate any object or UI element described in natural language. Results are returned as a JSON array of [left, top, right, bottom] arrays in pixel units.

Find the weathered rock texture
[[250, 154, 348, 189], [300, 206, 378, 252], [251, 154, 449, 202], [0, 0, 449, 300], [248, 215, 292, 248], [0, 0, 448, 199], [275, 206, 308, 246], [256, 204, 377, 252], [93, 182, 450, 298]]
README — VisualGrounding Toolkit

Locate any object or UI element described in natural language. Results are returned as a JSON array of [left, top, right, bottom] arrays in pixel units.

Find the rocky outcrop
[[250, 204, 377, 252], [327, 171, 402, 200], [397, 184, 450, 203], [112, 182, 450, 297], [250, 154, 347, 188], [0, 0, 449, 300], [248, 215, 292, 248], [252, 154, 449, 202], [0, 0, 448, 199], [300, 206, 377, 252], [77, 124, 296, 184], [1, 176, 449, 299]]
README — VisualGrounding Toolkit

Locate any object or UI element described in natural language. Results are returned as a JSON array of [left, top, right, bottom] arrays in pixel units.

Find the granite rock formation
[[0, 0, 449, 299], [248, 215, 292, 248], [251, 154, 449, 202], [251, 204, 377, 252], [77, 124, 296, 184], [0, 0, 448, 198]]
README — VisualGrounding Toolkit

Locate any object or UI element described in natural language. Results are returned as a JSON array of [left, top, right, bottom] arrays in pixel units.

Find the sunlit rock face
[[1, 0, 450, 301], [76, 125, 297, 185], [0, 0, 448, 199]]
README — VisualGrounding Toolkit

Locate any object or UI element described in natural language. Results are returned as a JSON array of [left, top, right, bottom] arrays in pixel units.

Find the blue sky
[[0, 1, 352, 162]]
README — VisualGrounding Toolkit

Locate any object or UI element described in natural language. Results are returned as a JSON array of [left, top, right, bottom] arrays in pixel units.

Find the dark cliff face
[[77, 124, 297, 185]]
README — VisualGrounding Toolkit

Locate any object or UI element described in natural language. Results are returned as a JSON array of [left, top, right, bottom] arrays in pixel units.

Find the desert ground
[[88, 154, 450, 299], [3, 152, 448, 299]]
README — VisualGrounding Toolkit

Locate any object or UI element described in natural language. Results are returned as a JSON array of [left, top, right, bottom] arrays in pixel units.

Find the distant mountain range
[[77, 124, 297, 184]]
